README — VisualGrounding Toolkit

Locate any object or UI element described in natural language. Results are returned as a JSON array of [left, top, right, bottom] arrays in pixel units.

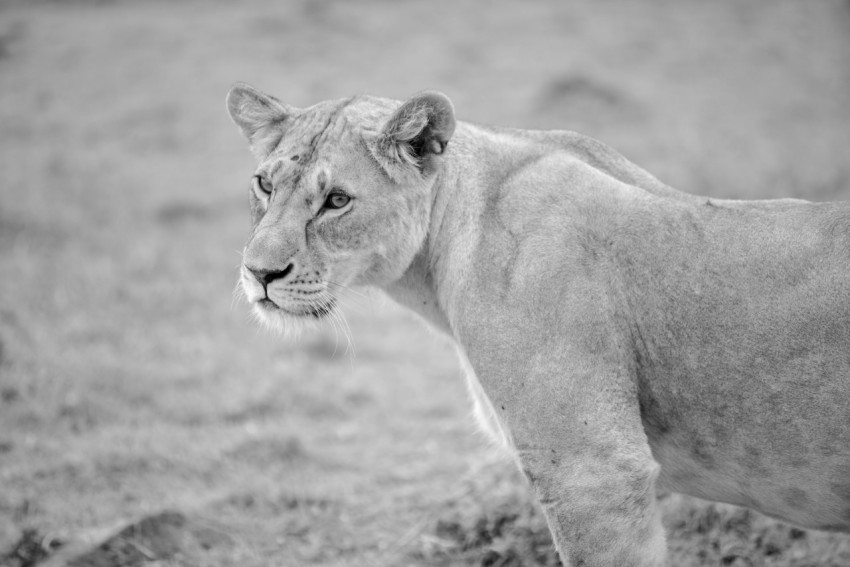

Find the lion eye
[[253, 175, 273, 196], [324, 192, 351, 210]]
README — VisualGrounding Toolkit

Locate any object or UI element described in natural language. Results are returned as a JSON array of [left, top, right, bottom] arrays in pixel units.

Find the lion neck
[[381, 121, 512, 339]]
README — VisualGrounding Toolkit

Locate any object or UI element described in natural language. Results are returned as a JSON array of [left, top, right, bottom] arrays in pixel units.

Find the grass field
[[1, 1, 850, 565]]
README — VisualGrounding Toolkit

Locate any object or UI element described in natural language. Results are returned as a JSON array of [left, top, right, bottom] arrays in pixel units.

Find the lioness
[[226, 83, 850, 566]]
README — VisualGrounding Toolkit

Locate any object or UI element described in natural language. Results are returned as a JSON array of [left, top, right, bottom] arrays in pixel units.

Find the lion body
[[227, 85, 850, 566]]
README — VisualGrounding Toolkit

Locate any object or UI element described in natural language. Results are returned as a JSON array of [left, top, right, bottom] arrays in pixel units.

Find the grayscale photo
[[1, 1, 849, 566]]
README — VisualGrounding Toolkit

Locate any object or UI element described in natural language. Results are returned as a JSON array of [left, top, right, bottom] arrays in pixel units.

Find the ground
[[1, 1, 849, 566]]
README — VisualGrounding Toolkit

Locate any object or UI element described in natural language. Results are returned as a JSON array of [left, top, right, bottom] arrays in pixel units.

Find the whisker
[[231, 279, 247, 311], [327, 293, 369, 316], [325, 283, 373, 314], [318, 289, 356, 359], [326, 289, 374, 316], [337, 305, 356, 359], [326, 280, 372, 302], [322, 293, 342, 357]]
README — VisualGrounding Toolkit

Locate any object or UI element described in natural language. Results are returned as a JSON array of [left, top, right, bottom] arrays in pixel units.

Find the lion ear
[[226, 83, 294, 158], [375, 91, 456, 180]]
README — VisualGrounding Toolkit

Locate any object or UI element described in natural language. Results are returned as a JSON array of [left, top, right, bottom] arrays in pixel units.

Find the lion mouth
[[256, 297, 335, 319]]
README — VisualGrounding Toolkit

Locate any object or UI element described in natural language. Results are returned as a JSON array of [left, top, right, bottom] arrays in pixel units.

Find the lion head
[[225, 83, 455, 330]]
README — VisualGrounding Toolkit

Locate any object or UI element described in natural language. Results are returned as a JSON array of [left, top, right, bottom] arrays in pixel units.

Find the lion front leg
[[518, 443, 666, 567], [471, 354, 667, 567]]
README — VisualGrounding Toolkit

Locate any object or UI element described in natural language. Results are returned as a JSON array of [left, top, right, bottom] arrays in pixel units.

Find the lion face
[[226, 84, 455, 330]]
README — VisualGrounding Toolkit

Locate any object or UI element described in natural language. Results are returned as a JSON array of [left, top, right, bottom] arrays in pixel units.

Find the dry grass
[[1, 0, 850, 565]]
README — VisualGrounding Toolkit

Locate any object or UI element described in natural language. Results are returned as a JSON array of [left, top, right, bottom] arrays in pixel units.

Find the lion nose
[[246, 263, 293, 287]]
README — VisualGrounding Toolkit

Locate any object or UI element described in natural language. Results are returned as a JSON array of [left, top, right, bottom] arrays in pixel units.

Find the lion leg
[[517, 443, 666, 567], [476, 357, 667, 567]]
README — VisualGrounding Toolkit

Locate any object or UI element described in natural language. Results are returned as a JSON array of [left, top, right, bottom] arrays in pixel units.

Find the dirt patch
[[663, 496, 850, 567], [20, 511, 236, 567], [221, 398, 282, 425], [224, 435, 307, 465], [540, 75, 627, 108], [405, 465, 562, 567], [0, 22, 25, 63], [1, 386, 20, 404], [411, 478, 850, 566], [0, 215, 26, 245], [0, 529, 63, 567], [536, 73, 646, 132], [64, 511, 185, 567], [424, 506, 562, 567], [155, 202, 213, 226]]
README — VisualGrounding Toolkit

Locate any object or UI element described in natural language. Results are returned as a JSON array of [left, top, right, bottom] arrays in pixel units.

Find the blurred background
[[1, 1, 849, 565]]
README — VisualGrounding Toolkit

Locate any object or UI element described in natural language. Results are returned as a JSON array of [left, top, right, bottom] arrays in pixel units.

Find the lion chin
[[251, 298, 334, 337]]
